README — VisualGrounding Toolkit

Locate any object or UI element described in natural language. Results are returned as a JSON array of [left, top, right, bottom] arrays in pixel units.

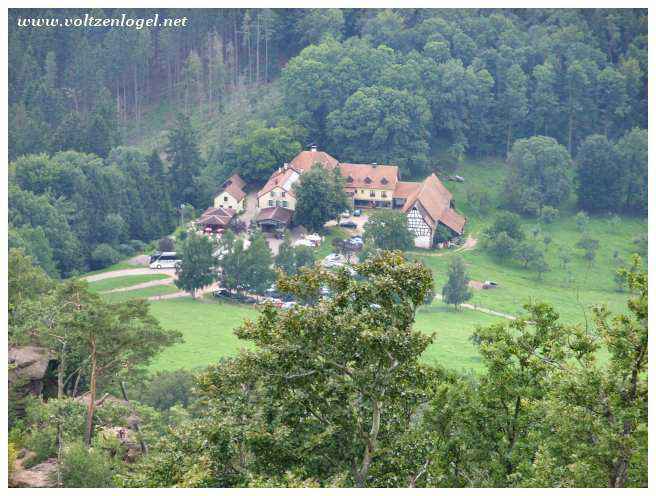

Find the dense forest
[[8, 8, 648, 277]]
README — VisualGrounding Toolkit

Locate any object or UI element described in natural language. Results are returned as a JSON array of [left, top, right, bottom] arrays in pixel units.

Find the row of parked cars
[[212, 286, 298, 309]]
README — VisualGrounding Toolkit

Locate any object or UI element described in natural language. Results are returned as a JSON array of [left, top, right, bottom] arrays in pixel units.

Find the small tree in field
[[175, 232, 217, 298], [442, 256, 472, 310], [577, 234, 599, 267]]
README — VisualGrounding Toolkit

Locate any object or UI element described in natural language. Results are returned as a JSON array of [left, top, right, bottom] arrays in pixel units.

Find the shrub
[[90, 244, 121, 270], [575, 211, 590, 232], [158, 237, 176, 252], [539, 206, 559, 224], [484, 212, 524, 241], [128, 239, 147, 253], [9, 442, 17, 482], [60, 442, 116, 488], [118, 243, 136, 257], [485, 232, 517, 260], [139, 369, 197, 411], [632, 233, 647, 256], [23, 425, 58, 467]]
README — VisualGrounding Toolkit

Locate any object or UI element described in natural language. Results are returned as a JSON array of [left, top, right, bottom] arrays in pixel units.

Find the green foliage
[[8, 248, 52, 333], [539, 206, 559, 224], [485, 231, 517, 261], [243, 231, 276, 294], [296, 9, 345, 45], [90, 244, 121, 270], [327, 85, 431, 176], [217, 230, 275, 294], [132, 251, 435, 487], [576, 234, 600, 266], [9, 225, 58, 277], [8, 182, 83, 276], [275, 234, 316, 276], [577, 134, 623, 213], [8, 442, 17, 482], [158, 237, 175, 252], [615, 127, 647, 215], [364, 209, 414, 251], [293, 164, 349, 232], [575, 211, 590, 232], [60, 441, 118, 488], [528, 257, 648, 487], [175, 232, 217, 299], [514, 241, 543, 269], [631, 232, 647, 257], [165, 113, 204, 207], [138, 370, 198, 412], [504, 136, 573, 216], [485, 212, 525, 241], [226, 122, 301, 184], [9, 149, 176, 277], [442, 256, 472, 309]]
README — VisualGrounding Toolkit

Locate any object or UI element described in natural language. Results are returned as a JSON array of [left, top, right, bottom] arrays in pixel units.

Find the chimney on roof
[[310, 144, 317, 152]]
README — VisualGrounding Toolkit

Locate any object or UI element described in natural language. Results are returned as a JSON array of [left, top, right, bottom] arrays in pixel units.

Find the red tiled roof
[[393, 181, 421, 198], [440, 207, 466, 234], [289, 150, 339, 173], [255, 206, 294, 225], [214, 173, 246, 201], [225, 173, 246, 190], [198, 206, 236, 226], [339, 163, 399, 191], [257, 166, 300, 198], [401, 174, 465, 234], [222, 182, 246, 202]]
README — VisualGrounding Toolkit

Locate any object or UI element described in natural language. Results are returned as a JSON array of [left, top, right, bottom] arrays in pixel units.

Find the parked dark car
[[213, 288, 232, 298], [353, 209, 362, 217], [339, 220, 358, 229]]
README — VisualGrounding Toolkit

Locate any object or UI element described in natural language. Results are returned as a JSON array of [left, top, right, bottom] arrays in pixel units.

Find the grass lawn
[[88, 274, 171, 293], [408, 159, 646, 325], [143, 293, 505, 374], [416, 302, 502, 372], [101, 285, 180, 304], [147, 297, 259, 372], [81, 261, 137, 277]]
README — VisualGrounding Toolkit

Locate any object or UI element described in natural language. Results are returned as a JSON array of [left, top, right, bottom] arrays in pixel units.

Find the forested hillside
[[9, 8, 647, 276]]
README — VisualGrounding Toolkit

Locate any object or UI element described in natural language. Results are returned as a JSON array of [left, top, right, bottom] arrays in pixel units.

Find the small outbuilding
[[255, 206, 294, 233], [197, 206, 236, 233]]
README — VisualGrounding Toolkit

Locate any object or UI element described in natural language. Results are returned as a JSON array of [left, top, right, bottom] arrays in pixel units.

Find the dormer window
[[381, 177, 388, 185], [346, 175, 354, 183], [364, 177, 372, 184]]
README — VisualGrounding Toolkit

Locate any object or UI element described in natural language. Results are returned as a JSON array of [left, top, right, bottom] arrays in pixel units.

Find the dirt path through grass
[[433, 293, 515, 320], [102, 278, 175, 294], [83, 267, 175, 282]]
